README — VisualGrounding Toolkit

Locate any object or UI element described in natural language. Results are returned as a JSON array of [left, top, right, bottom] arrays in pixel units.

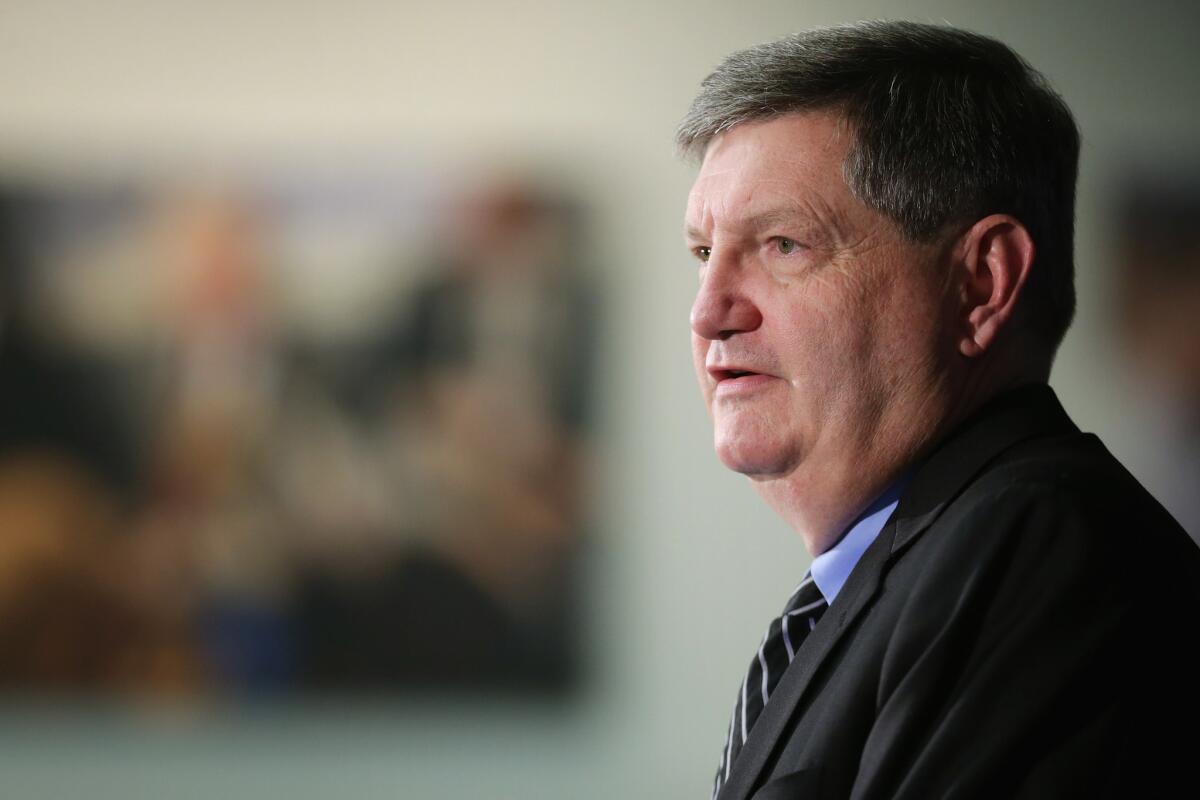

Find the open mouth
[[714, 369, 759, 381]]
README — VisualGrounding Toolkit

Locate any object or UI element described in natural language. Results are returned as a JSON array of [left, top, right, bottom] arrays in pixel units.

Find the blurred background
[[0, 0, 1196, 798]]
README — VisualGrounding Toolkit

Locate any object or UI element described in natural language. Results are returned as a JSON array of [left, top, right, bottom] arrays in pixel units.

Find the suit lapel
[[717, 383, 1079, 800]]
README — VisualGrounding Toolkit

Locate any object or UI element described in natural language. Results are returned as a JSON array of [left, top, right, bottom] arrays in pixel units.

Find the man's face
[[685, 111, 954, 486]]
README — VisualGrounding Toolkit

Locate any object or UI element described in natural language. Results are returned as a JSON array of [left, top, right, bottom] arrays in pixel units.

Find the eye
[[693, 245, 712, 263], [775, 237, 799, 255]]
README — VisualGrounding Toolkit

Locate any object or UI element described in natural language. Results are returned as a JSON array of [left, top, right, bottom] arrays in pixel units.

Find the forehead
[[685, 111, 857, 233]]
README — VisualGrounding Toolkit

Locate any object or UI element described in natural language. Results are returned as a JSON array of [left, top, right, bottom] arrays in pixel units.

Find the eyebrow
[[684, 205, 826, 241]]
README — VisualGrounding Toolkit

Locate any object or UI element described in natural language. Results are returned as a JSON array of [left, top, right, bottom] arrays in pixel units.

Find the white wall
[[0, 1, 1196, 797]]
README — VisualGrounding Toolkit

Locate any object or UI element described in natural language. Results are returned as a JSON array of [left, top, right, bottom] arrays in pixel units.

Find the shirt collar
[[810, 477, 909, 606]]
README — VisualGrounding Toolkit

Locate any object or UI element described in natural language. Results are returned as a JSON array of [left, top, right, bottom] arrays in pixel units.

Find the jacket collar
[[890, 382, 1078, 555]]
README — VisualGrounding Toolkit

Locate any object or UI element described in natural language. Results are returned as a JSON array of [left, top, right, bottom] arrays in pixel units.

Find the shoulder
[[862, 430, 1200, 799], [906, 428, 1200, 625], [960, 430, 1194, 563]]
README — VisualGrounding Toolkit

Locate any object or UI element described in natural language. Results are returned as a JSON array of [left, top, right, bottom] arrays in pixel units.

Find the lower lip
[[714, 374, 777, 395]]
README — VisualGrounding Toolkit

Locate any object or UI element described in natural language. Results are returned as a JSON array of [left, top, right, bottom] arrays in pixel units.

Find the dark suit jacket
[[719, 383, 1200, 800]]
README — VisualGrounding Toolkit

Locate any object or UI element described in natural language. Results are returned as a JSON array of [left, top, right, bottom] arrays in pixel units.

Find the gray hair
[[676, 20, 1080, 353]]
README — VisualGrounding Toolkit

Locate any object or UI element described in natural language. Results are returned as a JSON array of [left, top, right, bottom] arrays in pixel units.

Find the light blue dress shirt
[[809, 479, 909, 606]]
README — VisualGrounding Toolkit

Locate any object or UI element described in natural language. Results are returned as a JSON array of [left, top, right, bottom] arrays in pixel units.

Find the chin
[[714, 433, 800, 480]]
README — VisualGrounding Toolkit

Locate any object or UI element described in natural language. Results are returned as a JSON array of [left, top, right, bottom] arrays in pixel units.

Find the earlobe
[[956, 215, 1036, 358]]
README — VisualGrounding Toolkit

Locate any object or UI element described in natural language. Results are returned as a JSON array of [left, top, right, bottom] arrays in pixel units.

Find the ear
[[956, 214, 1036, 358]]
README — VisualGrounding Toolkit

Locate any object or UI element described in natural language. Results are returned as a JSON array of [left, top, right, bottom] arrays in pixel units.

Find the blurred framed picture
[[0, 166, 599, 699]]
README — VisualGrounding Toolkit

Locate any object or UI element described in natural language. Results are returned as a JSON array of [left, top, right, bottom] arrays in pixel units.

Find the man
[[677, 21, 1200, 800]]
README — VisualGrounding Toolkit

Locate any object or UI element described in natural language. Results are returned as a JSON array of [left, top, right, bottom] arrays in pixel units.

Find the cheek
[[773, 284, 878, 415]]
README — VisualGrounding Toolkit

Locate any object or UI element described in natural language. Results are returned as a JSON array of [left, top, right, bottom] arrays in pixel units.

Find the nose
[[689, 253, 762, 341]]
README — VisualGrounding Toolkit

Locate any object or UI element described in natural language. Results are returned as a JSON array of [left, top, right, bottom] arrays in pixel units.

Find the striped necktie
[[712, 571, 828, 799]]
